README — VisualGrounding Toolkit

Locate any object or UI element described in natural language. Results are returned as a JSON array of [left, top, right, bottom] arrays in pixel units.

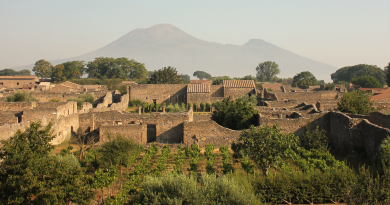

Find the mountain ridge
[[10, 24, 337, 81]]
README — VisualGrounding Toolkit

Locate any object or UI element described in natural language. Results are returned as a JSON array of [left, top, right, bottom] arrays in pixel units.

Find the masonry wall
[[259, 100, 299, 108], [0, 78, 37, 89], [0, 102, 37, 110], [129, 84, 187, 104], [0, 113, 18, 125], [187, 93, 210, 106], [51, 113, 79, 145], [183, 120, 242, 147], [368, 112, 390, 130], [99, 124, 144, 143], [275, 91, 339, 104], [224, 88, 255, 100]]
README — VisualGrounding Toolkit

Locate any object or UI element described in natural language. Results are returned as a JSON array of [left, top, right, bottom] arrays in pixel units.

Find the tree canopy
[[292, 71, 318, 89], [181, 74, 191, 83], [256, 61, 280, 82], [385, 62, 390, 86], [32, 59, 53, 79], [211, 97, 257, 130], [351, 76, 382, 88], [212, 76, 231, 85], [193, 71, 212, 80], [337, 89, 374, 115], [331, 64, 385, 84], [0, 69, 31, 76], [148, 66, 183, 84]]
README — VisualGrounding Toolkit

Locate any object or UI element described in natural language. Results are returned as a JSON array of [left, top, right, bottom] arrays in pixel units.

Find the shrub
[[5, 92, 39, 102], [200, 102, 205, 112], [142, 102, 149, 113], [130, 98, 143, 107], [155, 103, 161, 112], [235, 94, 257, 106], [337, 89, 374, 115], [351, 76, 382, 88], [187, 103, 192, 110], [149, 103, 155, 112], [206, 102, 211, 111], [301, 123, 328, 152], [67, 93, 94, 109], [49, 99, 60, 102], [324, 83, 335, 90], [193, 102, 198, 111]]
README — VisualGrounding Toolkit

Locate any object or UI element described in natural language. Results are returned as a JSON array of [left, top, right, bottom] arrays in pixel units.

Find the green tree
[[0, 69, 30, 76], [337, 89, 374, 115], [323, 83, 335, 90], [212, 76, 231, 85], [6, 92, 39, 102], [292, 71, 318, 89], [256, 61, 281, 82], [61, 61, 85, 80], [212, 97, 257, 130], [0, 121, 93, 204], [50, 64, 66, 82], [148, 66, 183, 84], [351, 76, 382, 88], [331, 64, 386, 84], [33, 59, 53, 79], [181, 74, 191, 83], [237, 125, 299, 176], [193, 70, 212, 79], [19, 69, 32, 75], [301, 124, 328, 152]]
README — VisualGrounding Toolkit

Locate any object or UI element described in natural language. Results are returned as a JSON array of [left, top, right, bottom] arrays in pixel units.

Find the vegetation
[[212, 97, 257, 130], [148, 66, 183, 84], [181, 74, 191, 83], [323, 83, 335, 90], [351, 75, 382, 88], [386, 62, 390, 86], [32, 59, 53, 79], [256, 61, 281, 82], [331, 64, 386, 84], [193, 70, 212, 79], [292, 71, 318, 89], [0, 68, 31, 76], [67, 93, 94, 109], [5, 92, 39, 102], [337, 89, 374, 115]]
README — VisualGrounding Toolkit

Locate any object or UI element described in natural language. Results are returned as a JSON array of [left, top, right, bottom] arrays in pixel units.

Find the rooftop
[[223, 80, 255, 88], [187, 84, 210, 93]]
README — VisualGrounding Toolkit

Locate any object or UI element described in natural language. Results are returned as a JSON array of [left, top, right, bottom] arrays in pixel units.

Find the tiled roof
[[190, 80, 212, 85], [223, 80, 255, 88], [187, 84, 210, 93], [371, 88, 390, 101], [0, 75, 38, 81]]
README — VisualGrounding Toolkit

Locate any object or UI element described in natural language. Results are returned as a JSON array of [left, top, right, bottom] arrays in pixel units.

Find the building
[[0, 75, 39, 89]]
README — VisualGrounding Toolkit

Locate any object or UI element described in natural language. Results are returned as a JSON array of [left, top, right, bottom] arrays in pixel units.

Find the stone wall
[[258, 100, 299, 108], [51, 113, 79, 145], [99, 124, 144, 143], [129, 84, 187, 104], [224, 88, 255, 100], [368, 112, 390, 130], [183, 120, 242, 147], [0, 113, 19, 125], [272, 91, 339, 104], [0, 102, 37, 110], [96, 91, 113, 108], [187, 93, 210, 106]]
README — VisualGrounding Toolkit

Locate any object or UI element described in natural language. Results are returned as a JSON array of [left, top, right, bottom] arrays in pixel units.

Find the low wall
[[0, 102, 37, 110], [183, 120, 242, 147]]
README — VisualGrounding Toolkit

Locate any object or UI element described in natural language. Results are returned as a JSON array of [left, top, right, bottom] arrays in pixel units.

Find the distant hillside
[[11, 24, 337, 81]]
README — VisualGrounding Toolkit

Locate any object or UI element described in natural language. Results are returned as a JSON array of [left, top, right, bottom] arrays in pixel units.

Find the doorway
[[147, 124, 156, 142]]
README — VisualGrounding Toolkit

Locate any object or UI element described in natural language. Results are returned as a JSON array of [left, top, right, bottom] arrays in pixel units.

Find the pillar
[[162, 106, 166, 113], [138, 106, 141, 115]]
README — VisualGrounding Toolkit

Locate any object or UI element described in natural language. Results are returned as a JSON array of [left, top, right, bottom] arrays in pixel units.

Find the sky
[[0, 0, 389, 71]]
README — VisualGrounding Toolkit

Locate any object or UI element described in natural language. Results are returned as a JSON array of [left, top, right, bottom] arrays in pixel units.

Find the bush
[[49, 99, 60, 102], [337, 89, 374, 115], [155, 103, 161, 112], [67, 93, 94, 109], [142, 102, 148, 113], [5, 92, 39, 102], [301, 123, 328, 152], [149, 103, 155, 112], [200, 102, 205, 112], [236, 94, 258, 106], [187, 103, 192, 110], [193, 102, 198, 111], [206, 102, 211, 111], [323, 83, 335, 90], [130, 99, 143, 107], [166, 103, 186, 113]]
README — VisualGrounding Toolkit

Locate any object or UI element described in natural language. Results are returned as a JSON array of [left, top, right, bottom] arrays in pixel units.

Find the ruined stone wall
[[263, 89, 278, 100], [258, 100, 299, 108], [99, 124, 144, 143], [0, 120, 31, 141], [193, 114, 212, 122], [0, 114, 18, 125], [183, 120, 242, 147], [51, 113, 79, 145], [187, 93, 210, 106], [369, 112, 390, 130], [96, 91, 113, 108], [275, 91, 339, 104], [0, 102, 37, 110], [224, 88, 255, 100], [93, 93, 129, 112], [0, 78, 37, 89], [129, 84, 187, 104]]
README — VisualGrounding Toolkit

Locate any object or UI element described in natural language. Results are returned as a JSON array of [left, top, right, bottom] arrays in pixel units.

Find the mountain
[[11, 24, 337, 80]]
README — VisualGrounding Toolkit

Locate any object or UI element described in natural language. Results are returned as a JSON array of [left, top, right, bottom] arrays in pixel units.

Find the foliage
[[151, 145, 171, 176], [155, 103, 161, 112], [193, 70, 212, 79], [51, 61, 85, 82], [0, 68, 31, 76], [292, 71, 318, 89], [181, 74, 191, 83], [378, 137, 390, 173], [238, 125, 299, 175], [130, 98, 143, 107], [220, 145, 233, 174], [331, 64, 386, 84], [205, 144, 215, 174], [86, 57, 148, 80], [256, 61, 281, 82], [301, 124, 328, 152], [33, 59, 52, 78], [235, 94, 258, 106], [351, 75, 382, 88], [212, 97, 257, 130], [200, 102, 205, 111], [166, 103, 186, 113], [240, 154, 254, 174], [337, 89, 374, 115], [148, 66, 183, 84], [211, 76, 231, 85], [5, 92, 39, 102], [323, 83, 335, 90], [205, 102, 211, 111], [174, 146, 185, 173], [92, 167, 118, 204], [0, 121, 92, 204], [142, 102, 149, 113], [67, 93, 94, 109], [149, 103, 155, 112], [386, 62, 390, 86], [193, 102, 198, 111]]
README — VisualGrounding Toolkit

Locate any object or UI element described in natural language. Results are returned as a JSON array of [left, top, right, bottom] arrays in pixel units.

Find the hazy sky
[[0, 0, 389, 70]]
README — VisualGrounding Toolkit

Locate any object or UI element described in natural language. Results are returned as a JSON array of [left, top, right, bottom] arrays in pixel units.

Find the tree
[[0, 121, 93, 204], [72, 127, 95, 161], [337, 89, 373, 115], [193, 71, 212, 79], [385, 62, 390, 86], [292, 71, 318, 89], [256, 61, 281, 82], [351, 76, 382, 88], [331, 64, 386, 84], [237, 125, 299, 175], [181, 74, 191, 83], [0, 69, 30, 76], [33, 59, 53, 79], [148, 66, 183, 84], [61, 61, 85, 79], [212, 97, 257, 130], [50, 64, 66, 82], [212, 76, 231, 85]]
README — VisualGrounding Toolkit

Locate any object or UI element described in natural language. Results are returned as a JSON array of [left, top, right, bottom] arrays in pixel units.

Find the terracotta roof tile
[[187, 84, 210, 93], [223, 80, 255, 88]]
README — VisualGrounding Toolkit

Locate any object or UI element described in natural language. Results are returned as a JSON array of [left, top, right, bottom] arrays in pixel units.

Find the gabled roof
[[223, 80, 255, 88], [187, 84, 210, 93]]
